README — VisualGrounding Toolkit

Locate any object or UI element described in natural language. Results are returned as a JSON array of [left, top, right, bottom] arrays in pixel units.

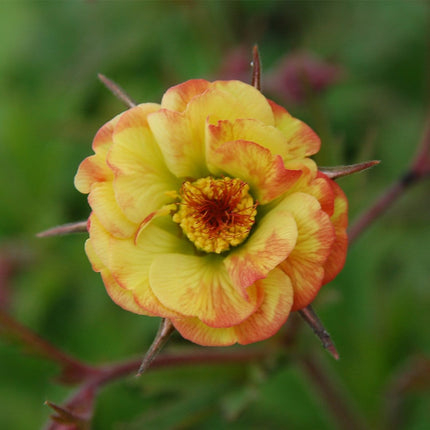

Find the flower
[[75, 79, 348, 346]]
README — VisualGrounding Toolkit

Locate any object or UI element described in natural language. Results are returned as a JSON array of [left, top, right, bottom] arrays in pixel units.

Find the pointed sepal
[[319, 160, 380, 179], [37, 221, 88, 237], [98, 73, 136, 108], [251, 45, 261, 91], [45, 387, 94, 430], [298, 305, 339, 360], [137, 318, 175, 375]]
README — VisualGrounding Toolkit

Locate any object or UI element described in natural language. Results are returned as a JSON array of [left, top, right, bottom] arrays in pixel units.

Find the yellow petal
[[206, 118, 295, 165], [74, 154, 113, 195], [283, 158, 318, 175], [321, 176, 348, 284], [268, 99, 321, 158], [74, 115, 121, 193], [149, 254, 260, 328], [284, 166, 335, 216], [278, 192, 335, 311], [148, 108, 209, 178], [208, 140, 301, 204], [171, 268, 293, 346], [185, 82, 274, 148], [109, 104, 180, 224], [171, 317, 238, 346], [134, 203, 178, 244], [224, 203, 298, 292], [161, 79, 212, 112], [88, 214, 186, 318], [233, 268, 293, 344], [149, 80, 275, 179], [212, 81, 275, 125], [88, 181, 136, 238], [85, 239, 151, 316]]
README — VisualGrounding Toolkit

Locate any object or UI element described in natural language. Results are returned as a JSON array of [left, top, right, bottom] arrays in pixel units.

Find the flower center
[[173, 177, 257, 254]]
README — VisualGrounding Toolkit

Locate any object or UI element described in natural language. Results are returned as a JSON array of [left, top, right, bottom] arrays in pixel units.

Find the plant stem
[[0, 310, 98, 384], [348, 171, 418, 245]]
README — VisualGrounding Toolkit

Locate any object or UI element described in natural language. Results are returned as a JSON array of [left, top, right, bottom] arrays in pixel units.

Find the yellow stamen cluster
[[173, 177, 257, 254]]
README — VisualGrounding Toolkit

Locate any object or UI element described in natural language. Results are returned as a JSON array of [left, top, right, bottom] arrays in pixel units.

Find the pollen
[[173, 177, 257, 254]]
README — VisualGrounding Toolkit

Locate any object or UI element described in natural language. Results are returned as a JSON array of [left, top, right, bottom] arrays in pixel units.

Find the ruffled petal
[[321, 176, 348, 284], [283, 158, 318, 175], [101, 270, 155, 316], [171, 317, 238, 347], [109, 104, 180, 224], [149, 254, 260, 328], [306, 176, 335, 217], [278, 192, 335, 311], [148, 108, 209, 178], [186, 82, 275, 144], [206, 118, 295, 165], [148, 80, 275, 179], [88, 214, 186, 318], [207, 139, 301, 204], [85, 239, 151, 316], [74, 154, 112, 194], [224, 203, 298, 292], [88, 181, 136, 238], [211, 81, 275, 125], [74, 115, 121, 193], [268, 99, 320, 158], [234, 268, 293, 344], [161, 79, 212, 112], [172, 268, 293, 346], [284, 166, 335, 216]]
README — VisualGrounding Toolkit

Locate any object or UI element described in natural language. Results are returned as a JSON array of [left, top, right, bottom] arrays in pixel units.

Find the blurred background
[[0, 1, 429, 429]]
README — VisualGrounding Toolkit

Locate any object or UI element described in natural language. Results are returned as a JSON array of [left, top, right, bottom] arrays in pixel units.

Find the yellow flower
[[75, 80, 348, 346]]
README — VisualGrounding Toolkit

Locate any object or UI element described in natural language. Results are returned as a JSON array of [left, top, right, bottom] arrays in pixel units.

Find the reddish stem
[[99, 348, 267, 385], [348, 177, 409, 245], [44, 348, 267, 428], [348, 116, 430, 245], [0, 310, 98, 384]]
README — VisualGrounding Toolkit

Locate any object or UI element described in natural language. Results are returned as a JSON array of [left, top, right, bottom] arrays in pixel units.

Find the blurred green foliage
[[0, 1, 429, 429]]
